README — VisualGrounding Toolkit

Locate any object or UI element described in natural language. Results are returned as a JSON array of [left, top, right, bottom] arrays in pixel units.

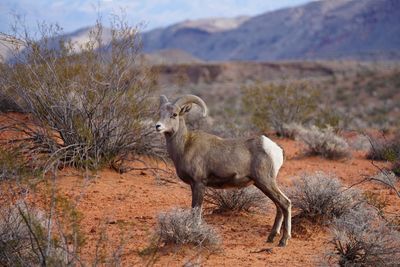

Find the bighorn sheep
[[155, 94, 291, 246]]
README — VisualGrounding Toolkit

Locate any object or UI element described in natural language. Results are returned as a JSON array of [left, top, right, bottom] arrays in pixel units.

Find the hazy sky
[[0, 0, 314, 34]]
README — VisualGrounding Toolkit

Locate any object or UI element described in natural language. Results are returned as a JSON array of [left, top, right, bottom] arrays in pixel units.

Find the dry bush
[[0, 176, 127, 266], [367, 133, 400, 177], [205, 186, 267, 212], [348, 134, 371, 151], [329, 205, 400, 266], [0, 202, 66, 266], [393, 160, 400, 177], [297, 126, 351, 159], [0, 17, 159, 170], [367, 134, 400, 161], [0, 147, 29, 181], [289, 172, 360, 223], [280, 122, 305, 139], [362, 191, 388, 217], [155, 208, 220, 248], [242, 81, 319, 136]]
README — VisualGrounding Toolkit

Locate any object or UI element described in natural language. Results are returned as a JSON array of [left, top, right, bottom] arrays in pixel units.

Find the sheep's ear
[[179, 104, 192, 115], [160, 95, 169, 106]]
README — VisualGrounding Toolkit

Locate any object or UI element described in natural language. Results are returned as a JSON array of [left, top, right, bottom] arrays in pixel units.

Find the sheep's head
[[156, 94, 208, 134]]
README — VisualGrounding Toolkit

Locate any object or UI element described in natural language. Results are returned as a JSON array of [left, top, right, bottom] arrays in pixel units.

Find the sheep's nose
[[156, 124, 162, 130]]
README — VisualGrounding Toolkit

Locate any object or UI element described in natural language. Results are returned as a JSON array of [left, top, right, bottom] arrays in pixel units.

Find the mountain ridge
[[142, 0, 400, 61], [1, 0, 400, 63]]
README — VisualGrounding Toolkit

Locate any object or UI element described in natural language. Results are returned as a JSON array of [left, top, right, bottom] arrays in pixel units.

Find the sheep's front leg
[[190, 182, 205, 208]]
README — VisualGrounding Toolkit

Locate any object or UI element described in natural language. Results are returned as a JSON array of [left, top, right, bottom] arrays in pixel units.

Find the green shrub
[[1, 18, 158, 170], [242, 81, 319, 136]]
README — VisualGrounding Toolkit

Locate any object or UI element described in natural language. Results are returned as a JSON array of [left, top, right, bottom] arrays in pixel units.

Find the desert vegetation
[[154, 208, 220, 248], [242, 81, 319, 136], [205, 187, 267, 213], [0, 17, 159, 171], [297, 126, 351, 159], [329, 205, 400, 266], [289, 172, 360, 223], [0, 13, 399, 267]]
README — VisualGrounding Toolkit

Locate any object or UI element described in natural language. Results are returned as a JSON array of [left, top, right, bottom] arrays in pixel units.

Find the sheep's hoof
[[278, 236, 290, 247], [266, 233, 277, 243], [278, 240, 287, 247]]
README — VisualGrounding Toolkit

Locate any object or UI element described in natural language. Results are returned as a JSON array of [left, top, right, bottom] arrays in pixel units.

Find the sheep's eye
[[171, 113, 177, 118]]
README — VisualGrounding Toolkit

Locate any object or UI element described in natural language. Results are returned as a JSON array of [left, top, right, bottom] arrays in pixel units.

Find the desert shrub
[[0, 145, 45, 181], [0, 203, 65, 266], [155, 208, 220, 248], [393, 160, 400, 176], [289, 172, 360, 223], [329, 206, 400, 266], [367, 133, 400, 177], [0, 18, 158, 170], [367, 135, 400, 161], [280, 122, 305, 139], [348, 134, 371, 151], [362, 191, 388, 217], [297, 126, 351, 159], [0, 91, 21, 112], [205, 186, 267, 212], [242, 81, 319, 136]]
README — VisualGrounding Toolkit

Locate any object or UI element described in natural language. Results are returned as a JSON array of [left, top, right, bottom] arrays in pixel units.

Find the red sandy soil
[[1, 113, 399, 266]]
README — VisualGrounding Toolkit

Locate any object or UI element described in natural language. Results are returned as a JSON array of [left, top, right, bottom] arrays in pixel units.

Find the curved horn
[[173, 94, 208, 117]]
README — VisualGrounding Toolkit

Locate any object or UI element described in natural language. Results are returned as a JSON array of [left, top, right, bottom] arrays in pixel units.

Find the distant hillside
[[141, 49, 203, 65], [2, 0, 400, 63], [142, 0, 400, 61]]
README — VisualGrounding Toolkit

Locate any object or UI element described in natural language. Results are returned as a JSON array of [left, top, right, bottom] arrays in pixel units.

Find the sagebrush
[[205, 186, 267, 212], [155, 208, 220, 248], [329, 205, 400, 266], [280, 123, 305, 139], [297, 126, 351, 159], [289, 172, 360, 223]]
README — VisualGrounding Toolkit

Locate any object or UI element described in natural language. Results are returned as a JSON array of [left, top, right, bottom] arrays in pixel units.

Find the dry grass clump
[[205, 186, 267, 212], [329, 206, 400, 267], [297, 126, 351, 159], [155, 208, 220, 248], [289, 172, 360, 223]]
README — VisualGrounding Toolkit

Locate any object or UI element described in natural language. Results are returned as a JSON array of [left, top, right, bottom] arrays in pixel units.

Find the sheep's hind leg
[[254, 180, 291, 247], [267, 203, 283, 242]]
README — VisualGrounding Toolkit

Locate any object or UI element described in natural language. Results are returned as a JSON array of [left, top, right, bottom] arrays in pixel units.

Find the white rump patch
[[261, 135, 284, 177]]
